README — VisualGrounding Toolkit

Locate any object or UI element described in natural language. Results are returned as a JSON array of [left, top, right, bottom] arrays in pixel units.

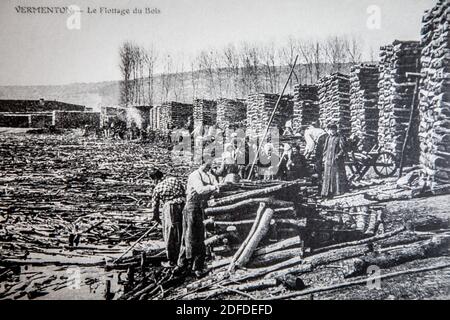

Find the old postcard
[[0, 0, 449, 304]]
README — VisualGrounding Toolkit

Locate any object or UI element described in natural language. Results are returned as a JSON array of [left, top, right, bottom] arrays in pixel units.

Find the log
[[342, 234, 450, 277], [208, 181, 304, 207], [268, 262, 450, 300], [248, 247, 304, 268], [204, 197, 294, 216], [228, 203, 266, 272], [210, 236, 302, 269], [312, 226, 406, 254], [185, 278, 279, 300], [234, 208, 274, 269], [265, 244, 371, 280]]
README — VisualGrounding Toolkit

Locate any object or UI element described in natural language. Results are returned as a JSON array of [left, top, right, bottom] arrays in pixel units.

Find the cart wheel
[[373, 152, 397, 177]]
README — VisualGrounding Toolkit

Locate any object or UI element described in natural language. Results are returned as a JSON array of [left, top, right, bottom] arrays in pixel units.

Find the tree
[[324, 35, 349, 73], [119, 41, 135, 105]]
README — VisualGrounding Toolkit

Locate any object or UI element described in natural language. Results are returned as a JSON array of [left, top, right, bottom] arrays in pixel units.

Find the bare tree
[[119, 41, 135, 106], [260, 41, 279, 92], [222, 44, 240, 98], [312, 40, 324, 82], [144, 45, 158, 106], [345, 35, 364, 65], [197, 50, 216, 99], [279, 37, 300, 91], [324, 35, 349, 73]]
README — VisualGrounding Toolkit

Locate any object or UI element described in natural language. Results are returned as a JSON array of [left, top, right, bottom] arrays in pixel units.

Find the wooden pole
[[112, 223, 158, 264], [247, 55, 299, 180], [398, 64, 421, 178]]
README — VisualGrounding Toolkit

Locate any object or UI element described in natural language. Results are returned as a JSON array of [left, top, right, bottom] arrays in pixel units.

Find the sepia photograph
[[0, 0, 449, 305]]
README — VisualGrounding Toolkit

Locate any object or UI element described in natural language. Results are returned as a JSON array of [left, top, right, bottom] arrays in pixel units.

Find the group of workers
[[148, 120, 350, 278]]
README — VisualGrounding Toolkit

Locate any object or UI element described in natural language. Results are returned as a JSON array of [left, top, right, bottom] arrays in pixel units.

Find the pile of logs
[[318, 73, 351, 136], [216, 98, 247, 130], [193, 99, 217, 131], [292, 85, 319, 134], [350, 64, 380, 151], [418, 0, 450, 188], [246, 93, 294, 136], [377, 40, 421, 164], [159, 102, 193, 132]]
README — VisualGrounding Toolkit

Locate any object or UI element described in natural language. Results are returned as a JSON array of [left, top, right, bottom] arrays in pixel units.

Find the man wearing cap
[[150, 169, 186, 266], [321, 124, 349, 198]]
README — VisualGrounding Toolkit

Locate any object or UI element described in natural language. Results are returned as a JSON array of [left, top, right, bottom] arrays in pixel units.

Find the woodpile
[[53, 111, 101, 129], [318, 73, 351, 136], [350, 64, 380, 151], [292, 85, 319, 134], [193, 99, 217, 131], [159, 102, 193, 132], [246, 93, 294, 136], [419, 0, 450, 188], [377, 40, 421, 164], [216, 98, 246, 130]]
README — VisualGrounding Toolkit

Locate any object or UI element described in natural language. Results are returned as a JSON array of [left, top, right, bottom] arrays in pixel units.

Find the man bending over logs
[[149, 169, 186, 267], [175, 159, 220, 278]]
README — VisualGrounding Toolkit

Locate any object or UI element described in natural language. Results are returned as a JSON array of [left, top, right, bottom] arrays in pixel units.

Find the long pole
[[247, 55, 299, 180], [398, 65, 421, 178], [112, 222, 158, 264]]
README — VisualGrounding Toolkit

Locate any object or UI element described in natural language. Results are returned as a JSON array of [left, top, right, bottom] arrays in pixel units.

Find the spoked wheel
[[373, 152, 397, 177]]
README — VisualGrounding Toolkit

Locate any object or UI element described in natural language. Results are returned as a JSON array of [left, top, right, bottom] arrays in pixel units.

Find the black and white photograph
[[0, 0, 449, 304]]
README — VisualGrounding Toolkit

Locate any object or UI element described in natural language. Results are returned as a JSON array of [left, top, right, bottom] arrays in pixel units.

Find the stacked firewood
[[292, 85, 319, 134], [193, 99, 217, 131], [377, 40, 421, 164], [318, 73, 351, 137], [418, 0, 450, 188], [216, 98, 246, 130], [349, 64, 380, 151], [246, 93, 294, 136], [159, 102, 193, 132]]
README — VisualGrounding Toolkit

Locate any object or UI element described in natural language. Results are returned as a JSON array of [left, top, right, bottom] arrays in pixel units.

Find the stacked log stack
[[193, 99, 217, 132], [216, 98, 247, 130], [350, 64, 380, 151], [318, 73, 351, 137], [377, 40, 421, 164], [246, 93, 294, 137], [159, 102, 193, 132], [419, 0, 450, 188], [292, 85, 320, 134]]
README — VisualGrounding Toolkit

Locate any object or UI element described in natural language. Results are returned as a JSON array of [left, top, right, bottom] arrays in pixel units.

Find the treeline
[[119, 35, 370, 106]]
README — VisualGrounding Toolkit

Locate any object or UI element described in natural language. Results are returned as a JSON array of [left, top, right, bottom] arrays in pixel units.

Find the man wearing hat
[[321, 124, 349, 198], [149, 169, 185, 266]]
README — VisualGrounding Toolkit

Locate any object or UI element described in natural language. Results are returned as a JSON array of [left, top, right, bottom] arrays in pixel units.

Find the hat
[[148, 168, 164, 179], [327, 123, 338, 130]]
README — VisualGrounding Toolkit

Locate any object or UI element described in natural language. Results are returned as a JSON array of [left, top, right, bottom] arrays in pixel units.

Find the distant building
[[0, 99, 85, 113], [0, 99, 86, 128]]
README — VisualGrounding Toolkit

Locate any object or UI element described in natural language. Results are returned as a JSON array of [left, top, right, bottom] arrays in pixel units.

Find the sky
[[0, 0, 437, 86]]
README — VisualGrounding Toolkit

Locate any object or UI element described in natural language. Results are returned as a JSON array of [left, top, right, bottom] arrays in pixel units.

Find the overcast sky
[[0, 0, 436, 86]]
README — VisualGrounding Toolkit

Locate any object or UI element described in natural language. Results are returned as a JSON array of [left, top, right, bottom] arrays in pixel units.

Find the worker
[[149, 169, 186, 267], [278, 143, 307, 180], [321, 124, 349, 198], [175, 159, 220, 278], [282, 120, 294, 136], [304, 121, 327, 159]]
